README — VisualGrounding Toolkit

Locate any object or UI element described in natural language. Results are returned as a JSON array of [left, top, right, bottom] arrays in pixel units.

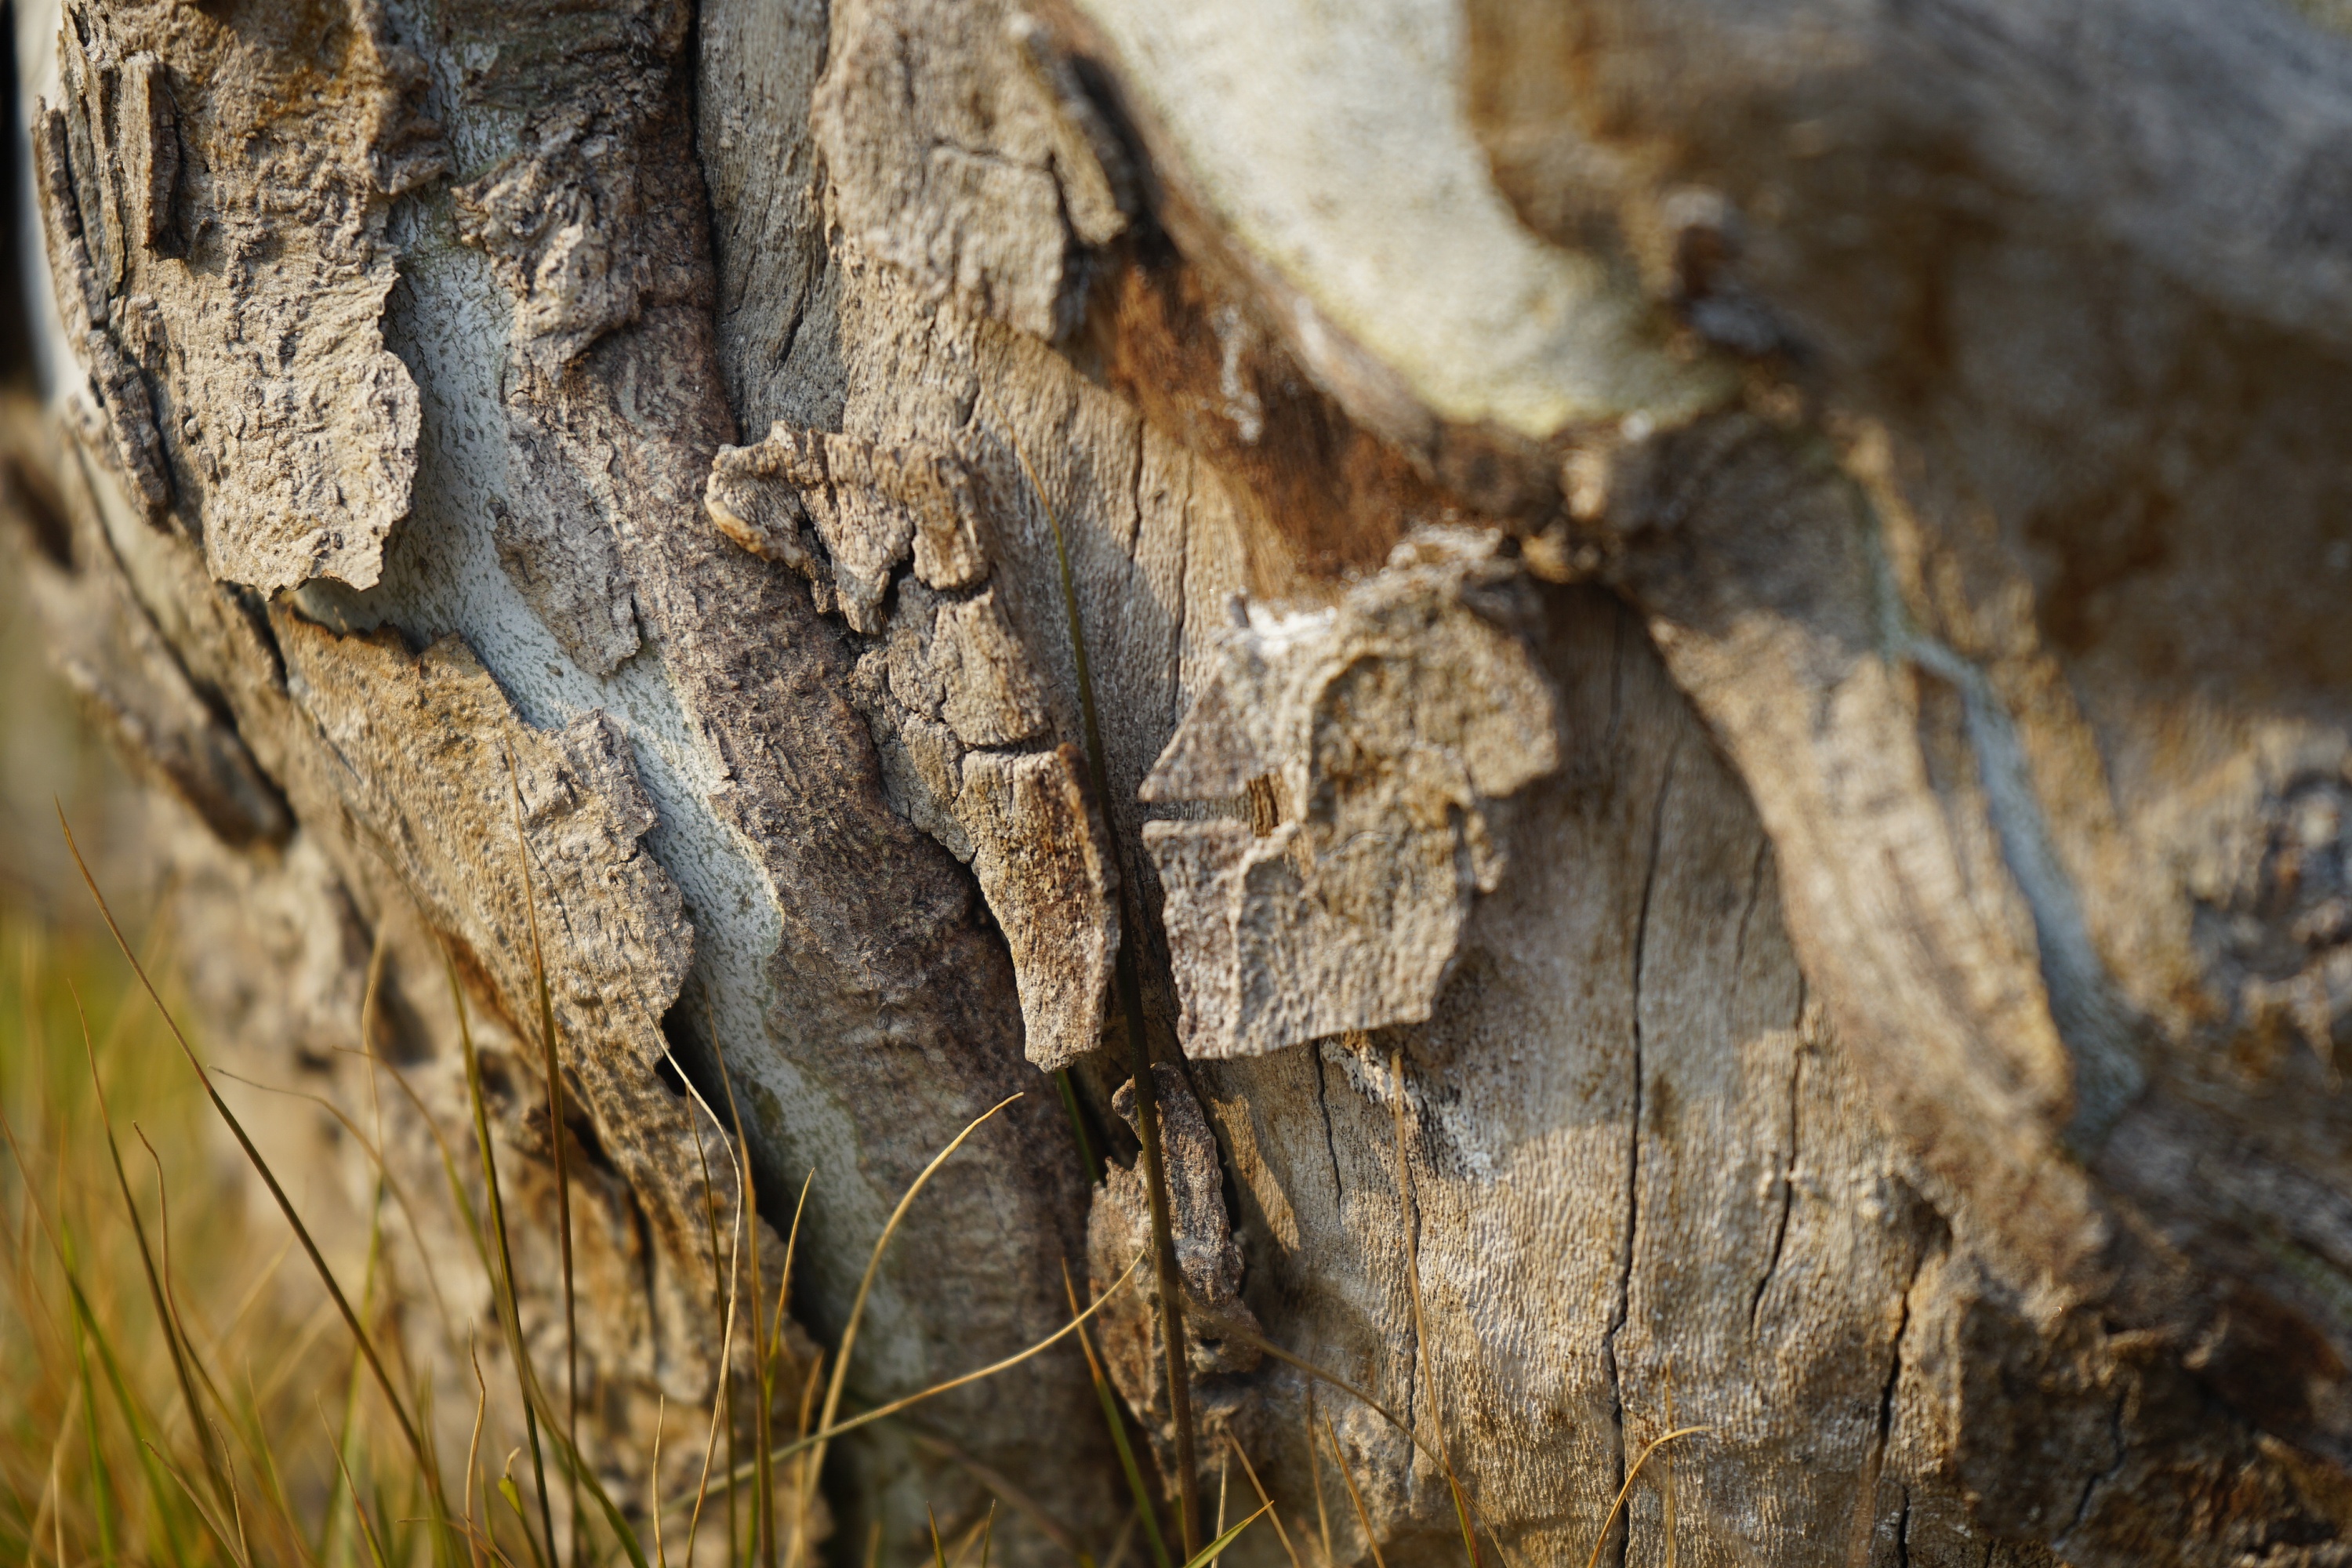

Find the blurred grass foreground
[[0, 895, 418, 1565]]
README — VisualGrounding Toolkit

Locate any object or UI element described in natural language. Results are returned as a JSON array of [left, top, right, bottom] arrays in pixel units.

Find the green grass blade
[[1180, 1503, 1269, 1568], [70, 1294, 119, 1568], [1061, 1261, 1171, 1568], [1053, 1070, 1100, 1188]]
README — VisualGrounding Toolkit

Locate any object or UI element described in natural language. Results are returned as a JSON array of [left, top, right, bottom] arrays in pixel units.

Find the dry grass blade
[[648, 1395, 666, 1568], [1217, 1301, 1522, 1568], [1304, 1385, 1330, 1568], [707, 1041, 776, 1568], [1224, 1439, 1301, 1568], [223, 1063, 455, 1330], [323, 1407, 395, 1568], [902, 1429, 1087, 1563], [67, 1281, 121, 1568], [800, 1093, 1023, 1537], [503, 760, 583, 1568], [129, 1125, 246, 1477], [1578, 1426, 1711, 1568], [143, 1437, 252, 1568], [444, 939, 560, 1568], [1062, 1258, 1173, 1568], [1390, 1048, 1479, 1568], [768, 1250, 1142, 1466], [467, 1340, 492, 1568], [30, 1377, 84, 1568], [60, 808, 449, 1545], [1319, 1422, 1385, 1568], [72, 985, 229, 1509]]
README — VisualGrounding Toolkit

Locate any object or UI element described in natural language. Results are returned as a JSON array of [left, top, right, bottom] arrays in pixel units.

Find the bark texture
[[6, 0, 2352, 1564]]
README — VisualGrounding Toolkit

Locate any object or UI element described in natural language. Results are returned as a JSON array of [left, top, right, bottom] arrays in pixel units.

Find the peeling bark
[[6, 0, 2352, 1563]]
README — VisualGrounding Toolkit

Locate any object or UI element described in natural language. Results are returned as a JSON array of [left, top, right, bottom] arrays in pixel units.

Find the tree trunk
[[7, 0, 2352, 1563]]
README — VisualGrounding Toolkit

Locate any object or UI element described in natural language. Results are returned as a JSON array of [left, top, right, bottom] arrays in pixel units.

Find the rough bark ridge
[[5, 0, 2352, 1564]]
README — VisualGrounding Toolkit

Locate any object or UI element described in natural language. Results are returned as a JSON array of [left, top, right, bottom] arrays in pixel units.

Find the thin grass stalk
[[1224, 1438, 1301, 1568], [34, 1196, 195, 1568], [680, 1194, 744, 1566], [661, 1252, 1147, 1519], [1304, 1385, 1330, 1568], [56, 1247, 197, 1568], [240, 1408, 310, 1568], [29, 1377, 82, 1568], [143, 1439, 251, 1568], [504, 768, 584, 1568], [466, 1342, 492, 1568], [130, 1123, 281, 1549], [1319, 1423, 1385, 1568], [61, 811, 454, 1553], [670, 1047, 743, 1568], [442, 945, 561, 1568], [799, 1094, 1022, 1553], [706, 1048, 775, 1568], [649, 1396, 667, 1568], [1101, 1507, 1139, 1568], [1209, 1450, 1226, 1568], [982, 392, 1202, 1557], [1388, 1050, 1479, 1568], [1577, 1427, 1711, 1568], [898, 1428, 1087, 1564], [499, 1453, 553, 1568], [67, 1280, 118, 1568], [1061, 1261, 1172, 1568], [763, 1251, 1140, 1467], [223, 1066, 456, 1333], [321, 1166, 388, 1568], [70, 989, 230, 1510], [1053, 1071, 1100, 1186], [1180, 1502, 1269, 1568], [1214, 1290, 1524, 1568], [323, 1411, 394, 1568]]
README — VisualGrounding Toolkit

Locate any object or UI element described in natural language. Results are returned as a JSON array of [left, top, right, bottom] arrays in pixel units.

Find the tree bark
[[7, 0, 2352, 1564]]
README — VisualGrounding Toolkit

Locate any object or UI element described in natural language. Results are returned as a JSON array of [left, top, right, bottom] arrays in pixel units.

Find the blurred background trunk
[[5, 0, 2352, 1564]]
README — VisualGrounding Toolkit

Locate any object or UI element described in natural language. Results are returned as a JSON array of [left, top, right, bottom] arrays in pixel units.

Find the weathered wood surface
[[5, 0, 2351, 1563]]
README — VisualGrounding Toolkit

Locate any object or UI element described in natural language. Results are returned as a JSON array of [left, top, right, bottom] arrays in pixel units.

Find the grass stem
[[982, 389, 1202, 1558]]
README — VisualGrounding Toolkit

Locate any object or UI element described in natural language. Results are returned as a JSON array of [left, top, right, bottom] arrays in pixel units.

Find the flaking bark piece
[[274, 612, 746, 1398], [704, 421, 989, 631], [1141, 540, 1563, 1058], [1086, 1065, 1261, 1449], [32, 3, 439, 592], [887, 582, 1051, 749], [958, 744, 1119, 1072]]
